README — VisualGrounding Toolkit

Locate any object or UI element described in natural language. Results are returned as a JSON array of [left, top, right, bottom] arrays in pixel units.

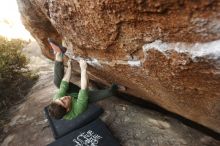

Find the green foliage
[[0, 37, 27, 81], [0, 36, 38, 109]]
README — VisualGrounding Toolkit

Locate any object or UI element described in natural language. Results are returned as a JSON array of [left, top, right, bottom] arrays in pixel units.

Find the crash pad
[[44, 104, 103, 139]]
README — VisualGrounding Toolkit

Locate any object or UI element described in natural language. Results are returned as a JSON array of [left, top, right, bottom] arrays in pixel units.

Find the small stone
[[200, 136, 213, 144], [2, 135, 15, 146], [158, 121, 171, 129], [35, 119, 48, 125], [148, 118, 170, 129], [179, 139, 187, 145], [124, 117, 130, 122]]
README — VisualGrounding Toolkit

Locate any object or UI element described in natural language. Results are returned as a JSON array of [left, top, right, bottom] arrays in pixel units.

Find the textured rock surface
[[17, 0, 220, 133]]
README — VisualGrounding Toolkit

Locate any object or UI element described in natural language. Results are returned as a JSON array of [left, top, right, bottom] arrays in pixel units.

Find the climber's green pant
[[54, 61, 116, 102]]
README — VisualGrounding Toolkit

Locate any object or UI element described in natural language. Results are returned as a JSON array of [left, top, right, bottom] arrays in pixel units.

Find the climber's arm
[[62, 59, 72, 82], [79, 60, 88, 90]]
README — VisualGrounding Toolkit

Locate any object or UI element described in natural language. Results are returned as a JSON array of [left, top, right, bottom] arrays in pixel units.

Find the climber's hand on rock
[[79, 59, 87, 70], [67, 59, 72, 68]]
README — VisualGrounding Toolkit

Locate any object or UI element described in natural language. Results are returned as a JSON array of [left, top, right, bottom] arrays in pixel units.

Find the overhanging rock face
[[17, 0, 220, 133]]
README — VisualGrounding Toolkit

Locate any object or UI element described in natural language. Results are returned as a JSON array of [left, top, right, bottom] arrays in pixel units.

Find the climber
[[47, 39, 125, 120]]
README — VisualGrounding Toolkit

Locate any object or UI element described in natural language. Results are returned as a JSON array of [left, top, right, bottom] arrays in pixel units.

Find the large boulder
[[17, 0, 220, 133]]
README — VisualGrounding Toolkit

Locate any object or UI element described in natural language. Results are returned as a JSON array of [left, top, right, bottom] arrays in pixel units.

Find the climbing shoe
[[48, 38, 67, 54]]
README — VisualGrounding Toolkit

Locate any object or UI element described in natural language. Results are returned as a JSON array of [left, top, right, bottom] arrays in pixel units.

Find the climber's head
[[48, 96, 72, 119]]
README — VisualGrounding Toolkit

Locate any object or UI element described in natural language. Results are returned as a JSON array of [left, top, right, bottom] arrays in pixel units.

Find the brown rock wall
[[17, 0, 220, 133]]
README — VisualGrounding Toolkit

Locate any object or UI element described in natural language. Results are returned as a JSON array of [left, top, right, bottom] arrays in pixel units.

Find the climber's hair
[[48, 102, 67, 119]]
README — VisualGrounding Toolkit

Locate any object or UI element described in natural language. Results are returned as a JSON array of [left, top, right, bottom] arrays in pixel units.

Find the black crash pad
[[44, 104, 103, 139], [47, 119, 120, 146]]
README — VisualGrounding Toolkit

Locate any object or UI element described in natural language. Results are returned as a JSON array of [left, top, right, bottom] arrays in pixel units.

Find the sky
[[0, 0, 32, 40]]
